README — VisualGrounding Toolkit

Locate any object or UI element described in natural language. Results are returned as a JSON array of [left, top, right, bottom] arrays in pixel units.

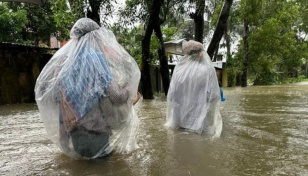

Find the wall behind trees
[[0, 42, 55, 105]]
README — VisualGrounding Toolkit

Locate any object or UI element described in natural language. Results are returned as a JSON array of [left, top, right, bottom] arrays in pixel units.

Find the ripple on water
[[0, 85, 308, 176]]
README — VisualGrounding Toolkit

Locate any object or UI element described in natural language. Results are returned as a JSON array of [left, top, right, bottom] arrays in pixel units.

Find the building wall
[[0, 44, 54, 105], [50, 36, 60, 48]]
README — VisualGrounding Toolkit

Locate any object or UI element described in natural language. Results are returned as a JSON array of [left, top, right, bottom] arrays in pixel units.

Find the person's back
[[165, 40, 222, 137], [35, 18, 141, 159]]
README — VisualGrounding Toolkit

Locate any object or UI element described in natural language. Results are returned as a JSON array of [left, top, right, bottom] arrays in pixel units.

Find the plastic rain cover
[[35, 18, 141, 159], [165, 40, 222, 138]]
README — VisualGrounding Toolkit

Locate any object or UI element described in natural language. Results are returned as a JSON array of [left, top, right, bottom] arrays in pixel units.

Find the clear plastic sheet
[[165, 40, 222, 138], [35, 18, 141, 159]]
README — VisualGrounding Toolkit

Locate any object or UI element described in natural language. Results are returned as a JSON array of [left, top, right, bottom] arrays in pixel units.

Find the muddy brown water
[[0, 83, 308, 176]]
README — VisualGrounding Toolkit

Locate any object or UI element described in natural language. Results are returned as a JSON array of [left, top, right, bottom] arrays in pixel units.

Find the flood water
[[1, 83, 308, 176]]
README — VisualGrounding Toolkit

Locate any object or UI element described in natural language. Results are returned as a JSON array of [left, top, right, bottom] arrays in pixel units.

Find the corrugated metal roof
[[164, 38, 187, 45], [0, 0, 45, 6], [0, 41, 57, 49], [0, 41, 58, 55]]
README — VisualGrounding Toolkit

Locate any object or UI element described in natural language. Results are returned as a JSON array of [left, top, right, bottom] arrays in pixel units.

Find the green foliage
[[297, 0, 308, 34], [1, 0, 308, 87], [17, 1, 59, 44], [0, 2, 27, 43], [51, 0, 76, 41], [111, 25, 143, 67], [238, 0, 264, 25], [162, 27, 178, 41], [210, 2, 223, 28], [0, 1, 72, 45], [151, 27, 179, 66], [226, 53, 241, 87], [228, 0, 308, 85], [119, 0, 187, 29], [177, 20, 194, 39], [111, 24, 179, 68]]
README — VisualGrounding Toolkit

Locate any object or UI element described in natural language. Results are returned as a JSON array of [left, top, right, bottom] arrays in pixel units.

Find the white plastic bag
[[165, 40, 222, 138], [35, 18, 140, 159]]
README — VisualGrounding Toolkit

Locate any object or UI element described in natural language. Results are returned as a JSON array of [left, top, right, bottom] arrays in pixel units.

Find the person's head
[[182, 40, 204, 61], [182, 40, 203, 55], [182, 40, 212, 64], [70, 18, 100, 39]]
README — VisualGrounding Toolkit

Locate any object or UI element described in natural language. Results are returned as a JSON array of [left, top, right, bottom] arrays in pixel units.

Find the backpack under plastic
[[35, 18, 140, 159], [165, 40, 222, 138]]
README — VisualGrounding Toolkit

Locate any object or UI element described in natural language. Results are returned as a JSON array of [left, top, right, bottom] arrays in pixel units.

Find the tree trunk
[[87, 0, 101, 25], [140, 0, 170, 99], [241, 19, 249, 87], [306, 62, 308, 77], [207, 0, 233, 59], [154, 25, 170, 95], [213, 42, 220, 61], [140, 0, 163, 99], [141, 20, 154, 99], [236, 73, 242, 86], [224, 21, 231, 58], [193, 0, 205, 43]]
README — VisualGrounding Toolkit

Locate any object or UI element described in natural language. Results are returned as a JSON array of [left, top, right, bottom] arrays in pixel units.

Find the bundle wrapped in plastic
[[165, 40, 222, 138], [35, 18, 141, 159]]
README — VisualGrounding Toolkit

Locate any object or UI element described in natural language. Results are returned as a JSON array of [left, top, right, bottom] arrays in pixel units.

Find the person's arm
[[132, 92, 141, 105], [207, 70, 220, 104], [106, 81, 129, 104]]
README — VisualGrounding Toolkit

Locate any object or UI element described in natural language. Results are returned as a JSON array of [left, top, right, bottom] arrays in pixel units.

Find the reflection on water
[[0, 83, 308, 176]]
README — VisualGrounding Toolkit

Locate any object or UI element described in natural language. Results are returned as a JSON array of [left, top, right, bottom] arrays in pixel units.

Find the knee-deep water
[[0, 83, 308, 176]]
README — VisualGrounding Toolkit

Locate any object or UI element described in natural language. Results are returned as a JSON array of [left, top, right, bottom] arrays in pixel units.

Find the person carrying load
[[165, 40, 222, 138], [35, 18, 141, 159]]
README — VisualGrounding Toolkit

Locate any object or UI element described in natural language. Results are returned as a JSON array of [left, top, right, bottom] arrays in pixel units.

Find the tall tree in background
[[230, 0, 306, 85], [141, 0, 171, 98], [67, 0, 114, 26], [119, 0, 185, 99], [241, 17, 249, 87], [237, 0, 263, 87], [52, 0, 75, 41], [207, 0, 233, 59], [0, 2, 27, 43], [86, 0, 101, 24], [190, 0, 205, 43], [67, 0, 84, 20], [1, 1, 69, 45], [298, 0, 308, 77], [249, 0, 301, 85]]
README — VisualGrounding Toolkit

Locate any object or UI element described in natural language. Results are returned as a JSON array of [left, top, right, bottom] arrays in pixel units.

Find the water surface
[[0, 83, 307, 176]]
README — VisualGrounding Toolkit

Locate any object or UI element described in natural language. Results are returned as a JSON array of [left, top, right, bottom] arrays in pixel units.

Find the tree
[[51, 0, 75, 41], [139, 0, 172, 99], [119, 0, 186, 99], [67, 0, 114, 26], [0, 2, 27, 43], [0, 1, 70, 45], [111, 25, 143, 67], [250, 0, 302, 84], [230, 0, 306, 85], [207, 0, 233, 59], [296, 0, 308, 78], [235, 0, 263, 86], [189, 0, 205, 43]]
